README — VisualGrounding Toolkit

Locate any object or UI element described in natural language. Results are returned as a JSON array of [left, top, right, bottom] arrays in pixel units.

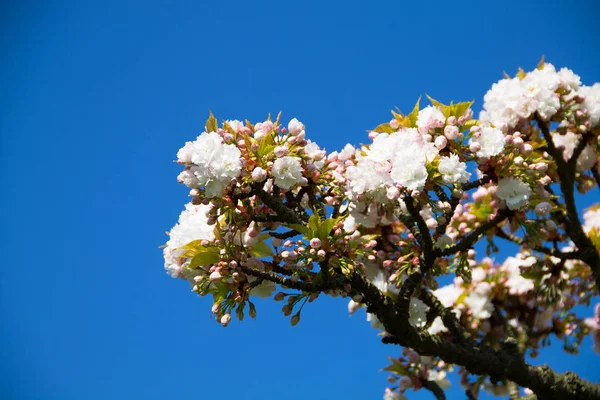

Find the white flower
[[304, 140, 323, 160], [339, 143, 356, 160], [409, 298, 428, 328], [580, 83, 600, 127], [583, 207, 600, 236], [250, 280, 276, 298], [551, 131, 596, 171], [434, 284, 463, 307], [163, 203, 215, 279], [367, 312, 385, 330], [438, 154, 471, 184], [177, 131, 243, 197], [434, 235, 453, 250], [371, 271, 399, 295], [287, 118, 304, 136], [496, 177, 532, 210], [465, 292, 493, 319], [384, 388, 408, 400], [523, 64, 561, 121], [176, 141, 194, 163], [470, 126, 506, 158], [271, 156, 307, 190], [417, 105, 445, 131], [428, 370, 451, 390], [481, 77, 533, 130], [390, 157, 429, 191], [481, 64, 564, 129], [226, 119, 245, 133], [558, 67, 581, 90], [502, 256, 535, 295], [346, 158, 393, 202]]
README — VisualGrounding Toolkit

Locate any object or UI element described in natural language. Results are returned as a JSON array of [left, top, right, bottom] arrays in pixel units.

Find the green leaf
[[206, 110, 218, 133], [382, 357, 409, 376], [287, 223, 311, 237], [189, 248, 220, 268], [426, 94, 445, 108], [250, 241, 274, 258], [360, 234, 381, 241], [537, 55, 545, 69], [257, 131, 276, 157], [372, 122, 396, 133], [308, 213, 320, 235], [446, 100, 474, 119], [471, 198, 493, 221], [406, 96, 421, 127], [316, 217, 341, 241]]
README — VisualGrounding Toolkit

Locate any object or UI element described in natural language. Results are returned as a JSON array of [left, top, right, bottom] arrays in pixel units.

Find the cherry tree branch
[[421, 379, 447, 400], [495, 229, 582, 260], [351, 270, 600, 400], [435, 211, 509, 257], [536, 116, 600, 291]]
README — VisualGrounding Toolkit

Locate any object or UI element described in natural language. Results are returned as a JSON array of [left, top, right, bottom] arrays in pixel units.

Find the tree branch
[[350, 270, 600, 400], [436, 211, 509, 257], [421, 379, 447, 400], [495, 229, 582, 260], [536, 116, 600, 292]]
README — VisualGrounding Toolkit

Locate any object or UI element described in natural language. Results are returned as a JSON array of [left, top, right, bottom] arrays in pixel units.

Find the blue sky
[[1, 1, 599, 399]]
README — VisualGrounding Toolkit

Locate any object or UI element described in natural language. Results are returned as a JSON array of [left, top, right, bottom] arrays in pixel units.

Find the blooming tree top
[[162, 60, 600, 400]]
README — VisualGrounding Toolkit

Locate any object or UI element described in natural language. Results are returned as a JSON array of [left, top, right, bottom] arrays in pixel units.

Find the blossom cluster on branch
[[162, 60, 600, 400]]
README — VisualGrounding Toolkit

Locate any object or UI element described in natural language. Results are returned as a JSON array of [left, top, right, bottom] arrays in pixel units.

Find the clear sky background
[[1, 1, 599, 399]]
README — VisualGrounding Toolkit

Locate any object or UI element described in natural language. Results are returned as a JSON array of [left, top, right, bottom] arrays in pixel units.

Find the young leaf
[[206, 110, 218, 133], [308, 213, 320, 235], [189, 249, 220, 268], [317, 217, 341, 240], [287, 223, 311, 237], [251, 241, 275, 258]]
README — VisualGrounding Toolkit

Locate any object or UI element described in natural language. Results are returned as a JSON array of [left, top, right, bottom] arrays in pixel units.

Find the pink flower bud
[[386, 186, 400, 200], [447, 115, 457, 125], [348, 299, 361, 314], [274, 145, 289, 157], [535, 202, 552, 217], [209, 271, 222, 282], [220, 313, 231, 327], [408, 351, 420, 364], [545, 219, 558, 231], [274, 292, 285, 301], [290, 314, 300, 326], [469, 142, 481, 153], [288, 118, 304, 136], [310, 238, 322, 248], [444, 125, 459, 140], [434, 136, 448, 150], [251, 167, 267, 182]]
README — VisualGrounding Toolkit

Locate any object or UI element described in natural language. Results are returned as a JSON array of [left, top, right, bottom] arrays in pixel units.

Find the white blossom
[[580, 83, 600, 127], [496, 177, 532, 210], [552, 131, 596, 171], [271, 156, 307, 190], [438, 154, 471, 184], [470, 126, 506, 158], [501, 255, 535, 295], [417, 105, 445, 131], [163, 203, 215, 279]]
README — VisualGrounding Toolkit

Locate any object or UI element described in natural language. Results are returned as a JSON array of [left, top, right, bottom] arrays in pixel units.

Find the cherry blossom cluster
[[162, 60, 600, 400]]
